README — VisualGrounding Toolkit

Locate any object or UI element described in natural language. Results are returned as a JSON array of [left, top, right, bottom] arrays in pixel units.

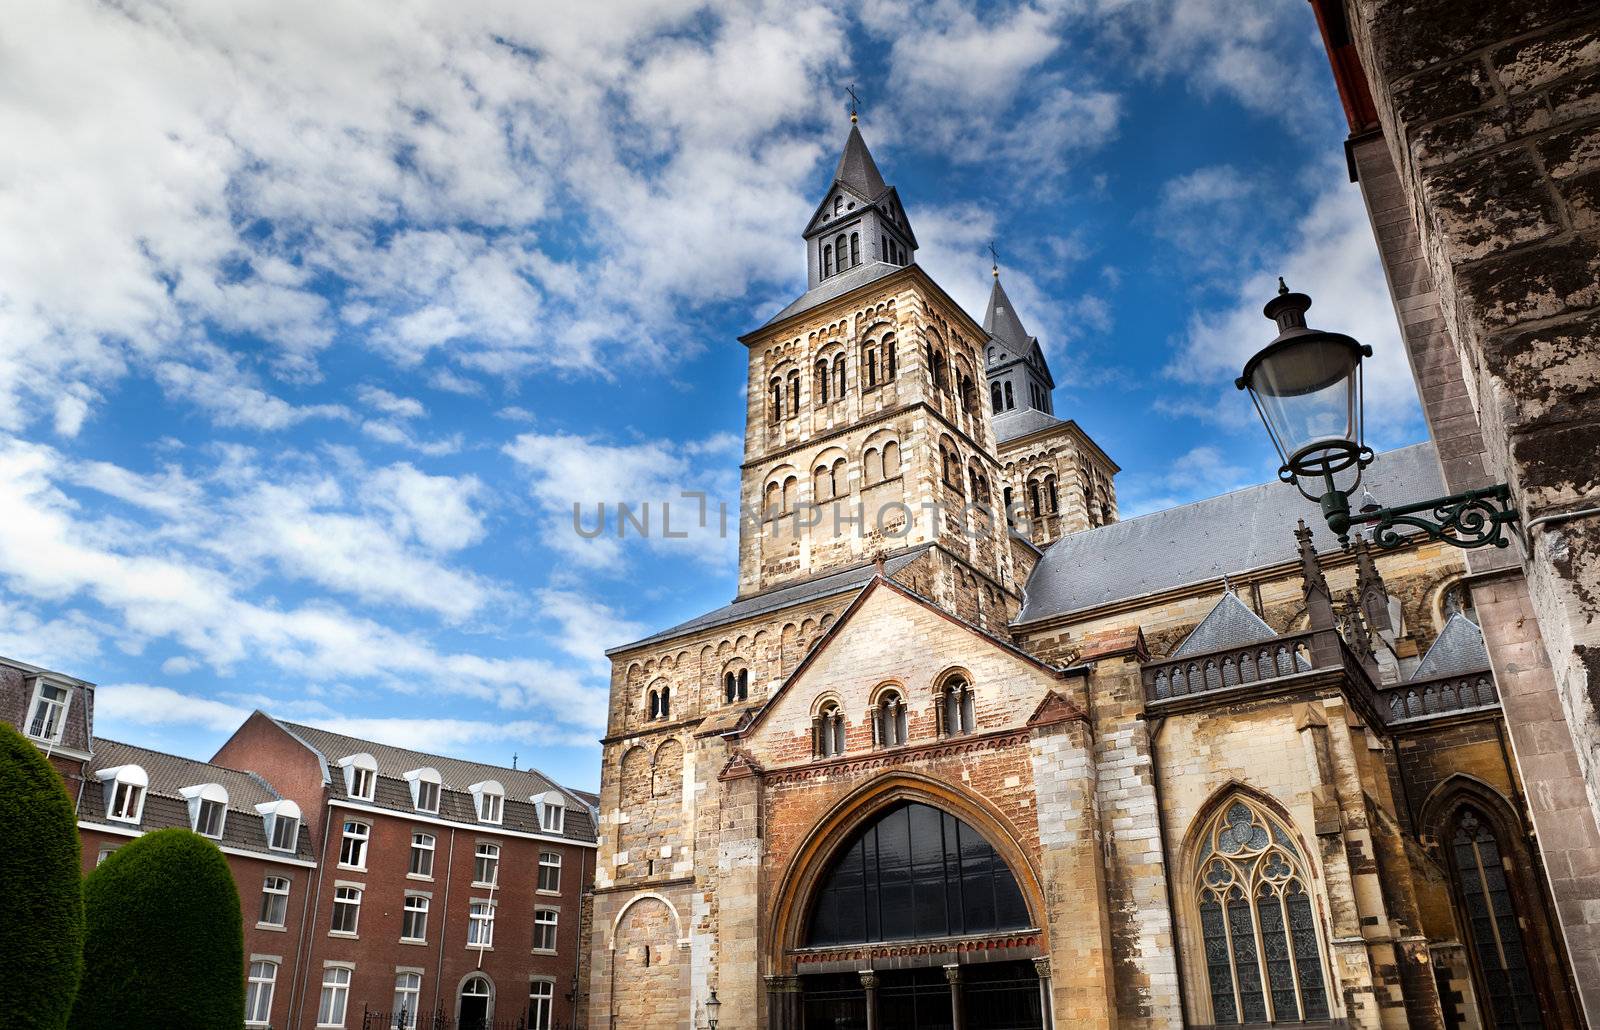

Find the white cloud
[[357, 385, 426, 420], [96, 683, 251, 733], [504, 430, 740, 572], [156, 356, 351, 431], [1116, 444, 1259, 516], [537, 589, 647, 674], [1163, 172, 1424, 446]]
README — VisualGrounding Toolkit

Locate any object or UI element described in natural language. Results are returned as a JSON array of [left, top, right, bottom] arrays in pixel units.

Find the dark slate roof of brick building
[[610, 545, 932, 653], [1171, 590, 1281, 657], [992, 407, 1069, 444], [1411, 612, 1491, 679], [272, 717, 597, 844], [1015, 442, 1445, 624], [81, 738, 315, 861]]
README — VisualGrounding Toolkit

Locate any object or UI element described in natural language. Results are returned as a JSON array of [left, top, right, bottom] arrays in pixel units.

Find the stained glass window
[[1192, 796, 1329, 1024], [1452, 808, 1542, 1029], [804, 802, 1029, 947]]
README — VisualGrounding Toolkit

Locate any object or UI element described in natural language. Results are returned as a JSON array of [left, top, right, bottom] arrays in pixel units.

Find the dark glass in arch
[[804, 801, 1030, 947]]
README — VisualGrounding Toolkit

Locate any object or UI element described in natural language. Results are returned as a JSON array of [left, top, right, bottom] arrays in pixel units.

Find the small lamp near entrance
[[1237, 279, 1518, 549], [705, 988, 721, 1030]]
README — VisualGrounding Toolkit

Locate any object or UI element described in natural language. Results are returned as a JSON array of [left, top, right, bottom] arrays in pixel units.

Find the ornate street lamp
[[1237, 280, 1519, 549], [705, 989, 721, 1030]]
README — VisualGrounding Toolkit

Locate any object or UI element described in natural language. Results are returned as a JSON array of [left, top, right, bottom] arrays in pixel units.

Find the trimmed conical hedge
[[71, 827, 244, 1029], [0, 722, 84, 1029]]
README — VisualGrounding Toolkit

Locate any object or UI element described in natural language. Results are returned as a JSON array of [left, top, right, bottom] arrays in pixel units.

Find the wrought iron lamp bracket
[[1318, 482, 1520, 550]]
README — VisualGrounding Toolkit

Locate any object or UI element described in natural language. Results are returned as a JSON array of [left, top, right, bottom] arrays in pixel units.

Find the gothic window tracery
[[1193, 798, 1329, 1025], [1450, 806, 1542, 1028]]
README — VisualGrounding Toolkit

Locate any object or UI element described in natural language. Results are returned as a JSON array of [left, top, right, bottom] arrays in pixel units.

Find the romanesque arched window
[[850, 232, 860, 266], [647, 683, 671, 721], [831, 458, 847, 498], [863, 340, 879, 388], [724, 668, 749, 705], [1193, 797, 1329, 1025], [1044, 475, 1059, 514], [823, 244, 833, 278], [1028, 479, 1042, 518], [782, 476, 798, 514], [833, 196, 843, 217], [769, 378, 783, 422], [1003, 381, 1014, 410], [835, 233, 848, 268], [787, 370, 800, 415], [815, 360, 830, 404], [873, 689, 907, 747], [991, 382, 1003, 413], [814, 463, 834, 501], [882, 440, 900, 478], [832, 354, 846, 397], [864, 447, 883, 484], [1449, 806, 1542, 1026], [805, 802, 1029, 946], [939, 676, 975, 736], [813, 702, 845, 758], [883, 336, 896, 380]]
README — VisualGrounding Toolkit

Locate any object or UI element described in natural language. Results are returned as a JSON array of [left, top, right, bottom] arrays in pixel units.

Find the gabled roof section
[[1016, 442, 1445, 623], [1411, 612, 1491, 679], [732, 574, 1082, 740], [1171, 590, 1280, 657], [609, 545, 931, 653], [992, 407, 1068, 444], [760, 259, 902, 328]]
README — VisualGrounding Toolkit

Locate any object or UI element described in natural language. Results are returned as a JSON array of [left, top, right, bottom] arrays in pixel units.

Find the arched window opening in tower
[[850, 232, 860, 266], [787, 371, 800, 416], [885, 337, 896, 380], [836, 233, 848, 270], [823, 244, 833, 278], [815, 360, 830, 405], [1193, 798, 1330, 1025], [832, 355, 846, 398], [1004, 381, 1014, 410], [804, 801, 1030, 947], [991, 382, 1003, 413], [769, 379, 783, 423], [814, 702, 845, 757]]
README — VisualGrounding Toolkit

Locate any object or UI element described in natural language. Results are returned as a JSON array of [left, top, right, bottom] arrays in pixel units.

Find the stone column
[[1032, 957, 1054, 1030], [859, 970, 879, 1030], [944, 964, 963, 1030]]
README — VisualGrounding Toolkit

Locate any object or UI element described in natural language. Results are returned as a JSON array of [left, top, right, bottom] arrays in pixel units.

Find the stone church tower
[[585, 120, 1586, 1030]]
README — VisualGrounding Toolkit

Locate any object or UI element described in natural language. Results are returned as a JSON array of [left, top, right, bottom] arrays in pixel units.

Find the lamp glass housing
[[1243, 333, 1365, 475]]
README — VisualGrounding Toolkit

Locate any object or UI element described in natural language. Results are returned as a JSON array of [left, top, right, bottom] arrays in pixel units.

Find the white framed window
[[409, 832, 435, 878], [535, 790, 565, 834], [338, 821, 369, 869], [473, 843, 500, 887], [338, 753, 377, 801], [528, 979, 554, 1030], [538, 851, 561, 893], [98, 765, 148, 824], [392, 972, 422, 1029], [401, 895, 428, 942], [246, 960, 278, 1027], [532, 907, 559, 952], [467, 900, 495, 949], [259, 876, 290, 928], [181, 782, 229, 838], [330, 886, 361, 935], [95, 847, 116, 866], [470, 779, 505, 825], [404, 767, 441, 814], [318, 966, 351, 1028], [25, 680, 70, 743], [267, 803, 300, 852]]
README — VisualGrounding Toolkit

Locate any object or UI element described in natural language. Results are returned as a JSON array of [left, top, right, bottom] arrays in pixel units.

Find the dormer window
[[535, 790, 566, 834], [181, 782, 229, 839], [338, 753, 377, 801], [256, 799, 302, 853], [97, 765, 148, 824], [470, 780, 505, 825], [404, 767, 442, 813], [25, 680, 70, 743]]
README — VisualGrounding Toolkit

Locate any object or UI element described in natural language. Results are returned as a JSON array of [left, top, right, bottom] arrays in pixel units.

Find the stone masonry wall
[[1344, 4, 1600, 1017]]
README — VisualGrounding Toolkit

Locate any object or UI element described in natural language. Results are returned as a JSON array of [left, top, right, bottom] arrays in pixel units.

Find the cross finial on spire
[[989, 241, 1000, 278], [1277, 276, 1289, 296], [845, 83, 861, 124]]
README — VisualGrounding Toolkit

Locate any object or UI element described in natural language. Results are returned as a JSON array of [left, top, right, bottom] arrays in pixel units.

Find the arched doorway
[[787, 800, 1045, 1030], [458, 974, 492, 1030]]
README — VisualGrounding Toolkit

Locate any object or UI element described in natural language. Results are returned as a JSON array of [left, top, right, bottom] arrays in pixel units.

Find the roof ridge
[[278, 717, 560, 790], [93, 736, 274, 781]]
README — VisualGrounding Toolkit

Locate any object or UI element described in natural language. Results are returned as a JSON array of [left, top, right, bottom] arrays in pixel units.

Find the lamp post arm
[[1339, 483, 1519, 550]]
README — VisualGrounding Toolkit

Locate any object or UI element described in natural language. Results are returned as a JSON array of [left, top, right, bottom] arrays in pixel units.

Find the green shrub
[[0, 722, 85, 1029], [71, 827, 244, 1030]]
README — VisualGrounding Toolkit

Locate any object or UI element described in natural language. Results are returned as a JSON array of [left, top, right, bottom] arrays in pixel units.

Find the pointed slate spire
[[983, 275, 1033, 351], [1353, 537, 1393, 634], [1295, 520, 1336, 632], [832, 123, 888, 200]]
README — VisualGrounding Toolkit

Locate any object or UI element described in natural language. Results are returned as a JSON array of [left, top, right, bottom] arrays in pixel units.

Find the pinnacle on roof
[[984, 275, 1033, 350], [832, 123, 889, 200]]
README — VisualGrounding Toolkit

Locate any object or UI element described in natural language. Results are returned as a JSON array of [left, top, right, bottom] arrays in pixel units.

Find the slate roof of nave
[[608, 545, 933, 655], [1015, 441, 1446, 624], [992, 406, 1070, 444], [1170, 590, 1280, 657], [1411, 611, 1490, 679]]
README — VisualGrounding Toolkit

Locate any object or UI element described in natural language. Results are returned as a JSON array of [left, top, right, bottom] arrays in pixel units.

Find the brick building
[[3, 659, 596, 1030], [585, 111, 1591, 1029]]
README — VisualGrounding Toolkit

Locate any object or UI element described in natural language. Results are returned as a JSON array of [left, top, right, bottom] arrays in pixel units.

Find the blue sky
[[0, 0, 1425, 790]]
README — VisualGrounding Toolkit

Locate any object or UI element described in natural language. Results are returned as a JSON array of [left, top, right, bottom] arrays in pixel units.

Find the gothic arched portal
[[804, 800, 1030, 947]]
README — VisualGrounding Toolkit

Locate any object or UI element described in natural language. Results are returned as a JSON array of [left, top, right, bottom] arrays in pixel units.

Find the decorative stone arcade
[[766, 801, 1050, 1030]]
